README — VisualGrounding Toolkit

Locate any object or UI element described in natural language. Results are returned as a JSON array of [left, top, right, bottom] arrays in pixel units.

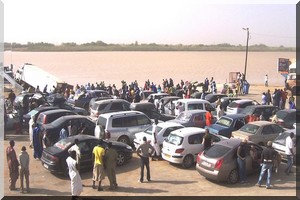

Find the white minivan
[[94, 111, 152, 145], [174, 99, 215, 116]]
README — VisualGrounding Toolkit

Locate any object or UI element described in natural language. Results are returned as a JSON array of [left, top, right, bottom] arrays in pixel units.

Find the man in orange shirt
[[205, 110, 213, 127], [92, 140, 105, 191]]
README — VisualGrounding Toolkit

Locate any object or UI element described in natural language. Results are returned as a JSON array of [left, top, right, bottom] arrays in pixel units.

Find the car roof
[[277, 109, 296, 113], [39, 109, 72, 115], [171, 127, 206, 137], [53, 114, 92, 122], [246, 121, 275, 126], [34, 106, 58, 111], [220, 113, 247, 120], [181, 110, 207, 114], [100, 110, 144, 118], [63, 134, 98, 143], [157, 121, 184, 128], [213, 138, 243, 148], [245, 105, 277, 108], [177, 99, 210, 103], [232, 99, 254, 103], [95, 98, 128, 104], [130, 102, 155, 110], [221, 97, 241, 100]]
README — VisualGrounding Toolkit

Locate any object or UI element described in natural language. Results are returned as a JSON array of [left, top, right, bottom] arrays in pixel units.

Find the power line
[[251, 32, 296, 39]]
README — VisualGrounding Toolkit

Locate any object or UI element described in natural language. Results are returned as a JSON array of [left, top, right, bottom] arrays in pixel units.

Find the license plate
[[164, 153, 171, 158], [202, 161, 211, 168], [43, 163, 49, 169]]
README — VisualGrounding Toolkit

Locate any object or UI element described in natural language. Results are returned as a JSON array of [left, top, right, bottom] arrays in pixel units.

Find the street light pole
[[243, 28, 249, 80]]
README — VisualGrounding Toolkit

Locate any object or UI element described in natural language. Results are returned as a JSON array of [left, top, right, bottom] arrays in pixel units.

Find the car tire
[[118, 136, 130, 145], [182, 154, 194, 168], [227, 169, 239, 184], [116, 152, 125, 166]]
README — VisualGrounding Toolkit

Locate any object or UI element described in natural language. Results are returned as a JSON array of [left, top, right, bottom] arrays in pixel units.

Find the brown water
[[4, 51, 295, 88]]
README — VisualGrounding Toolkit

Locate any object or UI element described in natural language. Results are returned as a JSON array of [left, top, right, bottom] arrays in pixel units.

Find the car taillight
[[175, 148, 184, 153], [215, 159, 223, 170], [105, 130, 111, 139], [196, 152, 203, 163]]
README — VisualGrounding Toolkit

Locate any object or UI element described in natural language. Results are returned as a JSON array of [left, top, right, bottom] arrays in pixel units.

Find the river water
[[4, 51, 295, 88]]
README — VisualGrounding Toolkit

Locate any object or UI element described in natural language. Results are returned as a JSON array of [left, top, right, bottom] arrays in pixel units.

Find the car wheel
[[182, 154, 194, 168], [118, 136, 130, 145], [227, 169, 239, 184], [116, 152, 125, 166]]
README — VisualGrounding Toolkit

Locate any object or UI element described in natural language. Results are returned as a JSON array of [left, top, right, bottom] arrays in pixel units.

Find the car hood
[[135, 131, 152, 142]]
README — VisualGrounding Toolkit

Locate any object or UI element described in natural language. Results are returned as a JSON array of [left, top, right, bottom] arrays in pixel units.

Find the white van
[[174, 99, 215, 116], [94, 111, 152, 145]]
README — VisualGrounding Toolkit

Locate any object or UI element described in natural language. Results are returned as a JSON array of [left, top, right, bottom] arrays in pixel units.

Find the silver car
[[226, 99, 259, 114]]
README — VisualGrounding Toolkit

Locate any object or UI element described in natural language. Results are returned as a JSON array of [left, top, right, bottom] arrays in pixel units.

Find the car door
[[78, 140, 94, 169], [79, 118, 95, 135], [187, 133, 204, 161], [260, 125, 277, 145]]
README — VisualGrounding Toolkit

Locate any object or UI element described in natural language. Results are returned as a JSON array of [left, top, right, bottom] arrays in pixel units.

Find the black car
[[205, 93, 228, 103], [241, 105, 279, 122], [272, 109, 296, 129], [42, 115, 96, 147], [130, 102, 176, 122], [41, 135, 133, 175]]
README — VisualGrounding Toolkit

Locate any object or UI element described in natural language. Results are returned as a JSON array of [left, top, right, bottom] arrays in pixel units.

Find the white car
[[133, 122, 184, 149], [173, 99, 215, 116], [226, 99, 259, 115], [161, 127, 226, 168]]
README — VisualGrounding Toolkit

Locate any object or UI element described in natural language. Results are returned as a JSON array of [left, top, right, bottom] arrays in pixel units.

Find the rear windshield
[[241, 106, 254, 114], [216, 117, 232, 127], [276, 110, 293, 119], [54, 139, 72, 150], [176, 112, 192, 121], [204, 144, 231, 158], [239, 124, 259, 134], [165, 133, 183, 146]]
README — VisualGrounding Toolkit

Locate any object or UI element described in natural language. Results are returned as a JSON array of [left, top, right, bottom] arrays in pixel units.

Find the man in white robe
[[66, 150, 83, 196]]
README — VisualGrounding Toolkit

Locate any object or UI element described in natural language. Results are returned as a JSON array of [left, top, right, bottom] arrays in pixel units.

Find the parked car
[[142, 93, 170, 106], [41, 135, 133, 175], [67, 90, 110, 110], [232, 121, 285, 146], [190, 91, 210, 99], [196, 138, 263, 184], [36, 109, 76, 127], [130, 102, 176, 122], [226, 99, 259, 114], [205, 93, 228, 103], [41, 115, 96, 147], [219, 97, 241, 111], [133, 122, 184, 149], [272, 128, 297, 162], [174, 99, 215, 116], [207, 114, 247, 138], [88, 96, 113, 111], [140, 90, 155, 101], [168, 110, 213, 128], [161, 127, 226, 168], [270, 109, 296, 129], [94, 111, 153, 145], [23, 106, 59, 127], [89, 99, 131, 119], [241, 105, 279, 122]]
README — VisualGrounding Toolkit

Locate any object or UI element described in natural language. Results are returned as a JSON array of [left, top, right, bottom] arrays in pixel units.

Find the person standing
[[205, 110, 213, 127], [68, 139, 81, 171], [8, 90, 16, 106], [66, 150, 83, 196], [136, 136, 155, 183], [264, 74, 268, 87], [284, 132, 295, 175], [216, 104, 224, 120], [33, 125, 43, 159], [261, 92, 267, 105], [6, 140, 19, 191], [256, 141, 278, 189], [176, 102, 184, 116], [92, 140, 105, 191], [104, 142, 118, 190], [265, 90, 272, 105], [202, 129, 212, 150], [28, 115, 35, 148], [151, 119, 161, 161], [237, 139, 248, 184], [19, 146, 30, 193]]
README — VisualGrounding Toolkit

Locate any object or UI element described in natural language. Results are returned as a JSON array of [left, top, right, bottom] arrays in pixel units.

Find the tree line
[[3, 41, 295, 52]]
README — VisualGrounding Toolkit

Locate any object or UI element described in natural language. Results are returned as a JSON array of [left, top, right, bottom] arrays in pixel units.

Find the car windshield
[[54, 139, 72, 150], [165, 133, 183, 145], [176, 112, 192, 121], [216, 117, 232, 127], [204, 144, 231, 158], [239, 124, 259, 134]]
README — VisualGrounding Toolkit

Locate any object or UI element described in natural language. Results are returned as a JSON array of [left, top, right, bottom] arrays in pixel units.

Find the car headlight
[[126, 146, 133, 150]]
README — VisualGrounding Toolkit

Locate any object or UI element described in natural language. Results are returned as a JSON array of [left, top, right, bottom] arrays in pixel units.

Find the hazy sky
[[2, 0, 298, 47]]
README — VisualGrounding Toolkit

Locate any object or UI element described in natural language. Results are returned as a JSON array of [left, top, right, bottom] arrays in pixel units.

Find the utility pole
[[243, 28, 249, 80]]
